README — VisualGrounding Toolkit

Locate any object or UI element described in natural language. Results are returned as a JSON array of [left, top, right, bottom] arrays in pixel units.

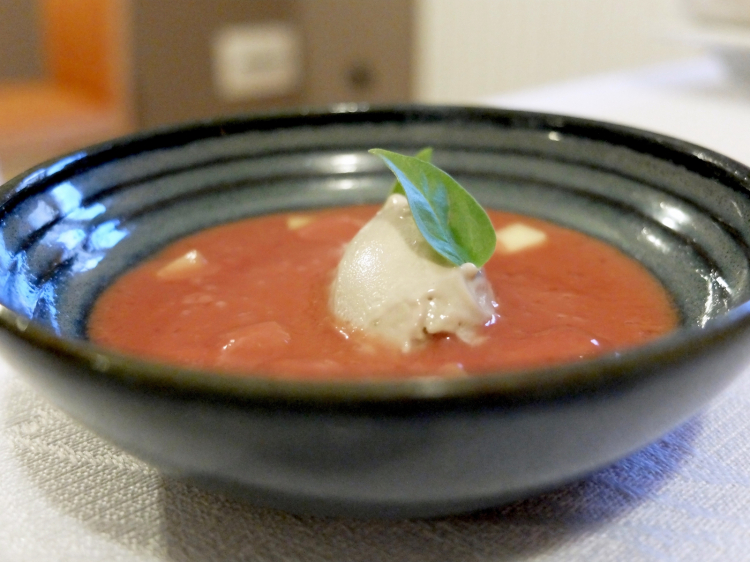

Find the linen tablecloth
[[2, 56, 750, 561]]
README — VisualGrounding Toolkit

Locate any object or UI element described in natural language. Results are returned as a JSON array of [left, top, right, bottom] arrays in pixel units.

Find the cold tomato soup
[[88, 207, 678, 379]]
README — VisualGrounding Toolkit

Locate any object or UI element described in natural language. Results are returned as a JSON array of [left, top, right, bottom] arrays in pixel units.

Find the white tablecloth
[[3, 56, 750, 561], [484, 56, 750, 166]]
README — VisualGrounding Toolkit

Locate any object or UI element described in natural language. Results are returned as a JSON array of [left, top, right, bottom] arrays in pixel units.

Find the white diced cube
[[495, 223, 548, 254]]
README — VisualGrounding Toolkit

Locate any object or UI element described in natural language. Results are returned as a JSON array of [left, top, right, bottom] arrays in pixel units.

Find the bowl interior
[[1, 107, 749, 355]]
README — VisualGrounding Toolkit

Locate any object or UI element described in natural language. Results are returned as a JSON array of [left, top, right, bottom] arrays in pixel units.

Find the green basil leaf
[[390, 147, 433, 196], [371, 148, 496, 267]]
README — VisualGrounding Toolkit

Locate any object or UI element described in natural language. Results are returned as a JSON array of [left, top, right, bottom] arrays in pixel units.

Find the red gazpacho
[[88, 206, 678, 379]]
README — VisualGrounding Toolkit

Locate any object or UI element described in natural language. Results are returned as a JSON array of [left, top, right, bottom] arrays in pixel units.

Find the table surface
[[3, 56, 750, 562]]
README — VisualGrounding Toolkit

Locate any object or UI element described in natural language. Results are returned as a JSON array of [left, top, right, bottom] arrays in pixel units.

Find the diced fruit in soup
[[88, 206, 678, 379]]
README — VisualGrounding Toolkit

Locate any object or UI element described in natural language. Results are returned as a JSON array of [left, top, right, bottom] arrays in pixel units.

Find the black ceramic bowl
[[2, 105, 750, 518]]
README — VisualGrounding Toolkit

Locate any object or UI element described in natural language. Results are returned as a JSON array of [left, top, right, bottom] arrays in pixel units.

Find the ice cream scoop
[[331, 194, 498, 352]]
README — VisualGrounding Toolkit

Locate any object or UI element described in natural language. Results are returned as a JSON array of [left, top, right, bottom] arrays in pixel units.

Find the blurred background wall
[[0, 0, 44, 81], [0, 0, 704, 178], [415, 0, 695, 103]]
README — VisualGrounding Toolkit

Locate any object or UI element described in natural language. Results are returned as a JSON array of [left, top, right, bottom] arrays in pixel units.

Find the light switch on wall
[[212, 22, 301, 101]]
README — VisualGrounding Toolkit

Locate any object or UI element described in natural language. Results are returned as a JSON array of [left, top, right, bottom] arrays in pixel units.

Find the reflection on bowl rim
[[2, 104, 750, 408]]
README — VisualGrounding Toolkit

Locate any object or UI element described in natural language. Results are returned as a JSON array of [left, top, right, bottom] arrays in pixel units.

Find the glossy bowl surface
[[2, 105, 750, 518]]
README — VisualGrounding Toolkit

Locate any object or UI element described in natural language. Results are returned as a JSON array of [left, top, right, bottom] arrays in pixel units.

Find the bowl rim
[[3, 103, 750, 409]]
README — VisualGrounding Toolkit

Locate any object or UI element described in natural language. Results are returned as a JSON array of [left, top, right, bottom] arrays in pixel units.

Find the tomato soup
[[88, 207, 678, 379]]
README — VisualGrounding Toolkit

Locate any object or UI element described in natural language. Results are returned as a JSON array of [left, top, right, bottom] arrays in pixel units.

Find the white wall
[[414, 0, 698, 103]]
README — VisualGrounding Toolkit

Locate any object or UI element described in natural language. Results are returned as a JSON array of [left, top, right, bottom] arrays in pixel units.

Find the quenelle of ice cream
[[330, 194, 498, 352]]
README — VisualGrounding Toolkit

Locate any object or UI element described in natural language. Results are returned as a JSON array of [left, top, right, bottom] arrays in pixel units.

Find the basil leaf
[[390, 147, 433, 196], [371, 148, 496, 267]]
